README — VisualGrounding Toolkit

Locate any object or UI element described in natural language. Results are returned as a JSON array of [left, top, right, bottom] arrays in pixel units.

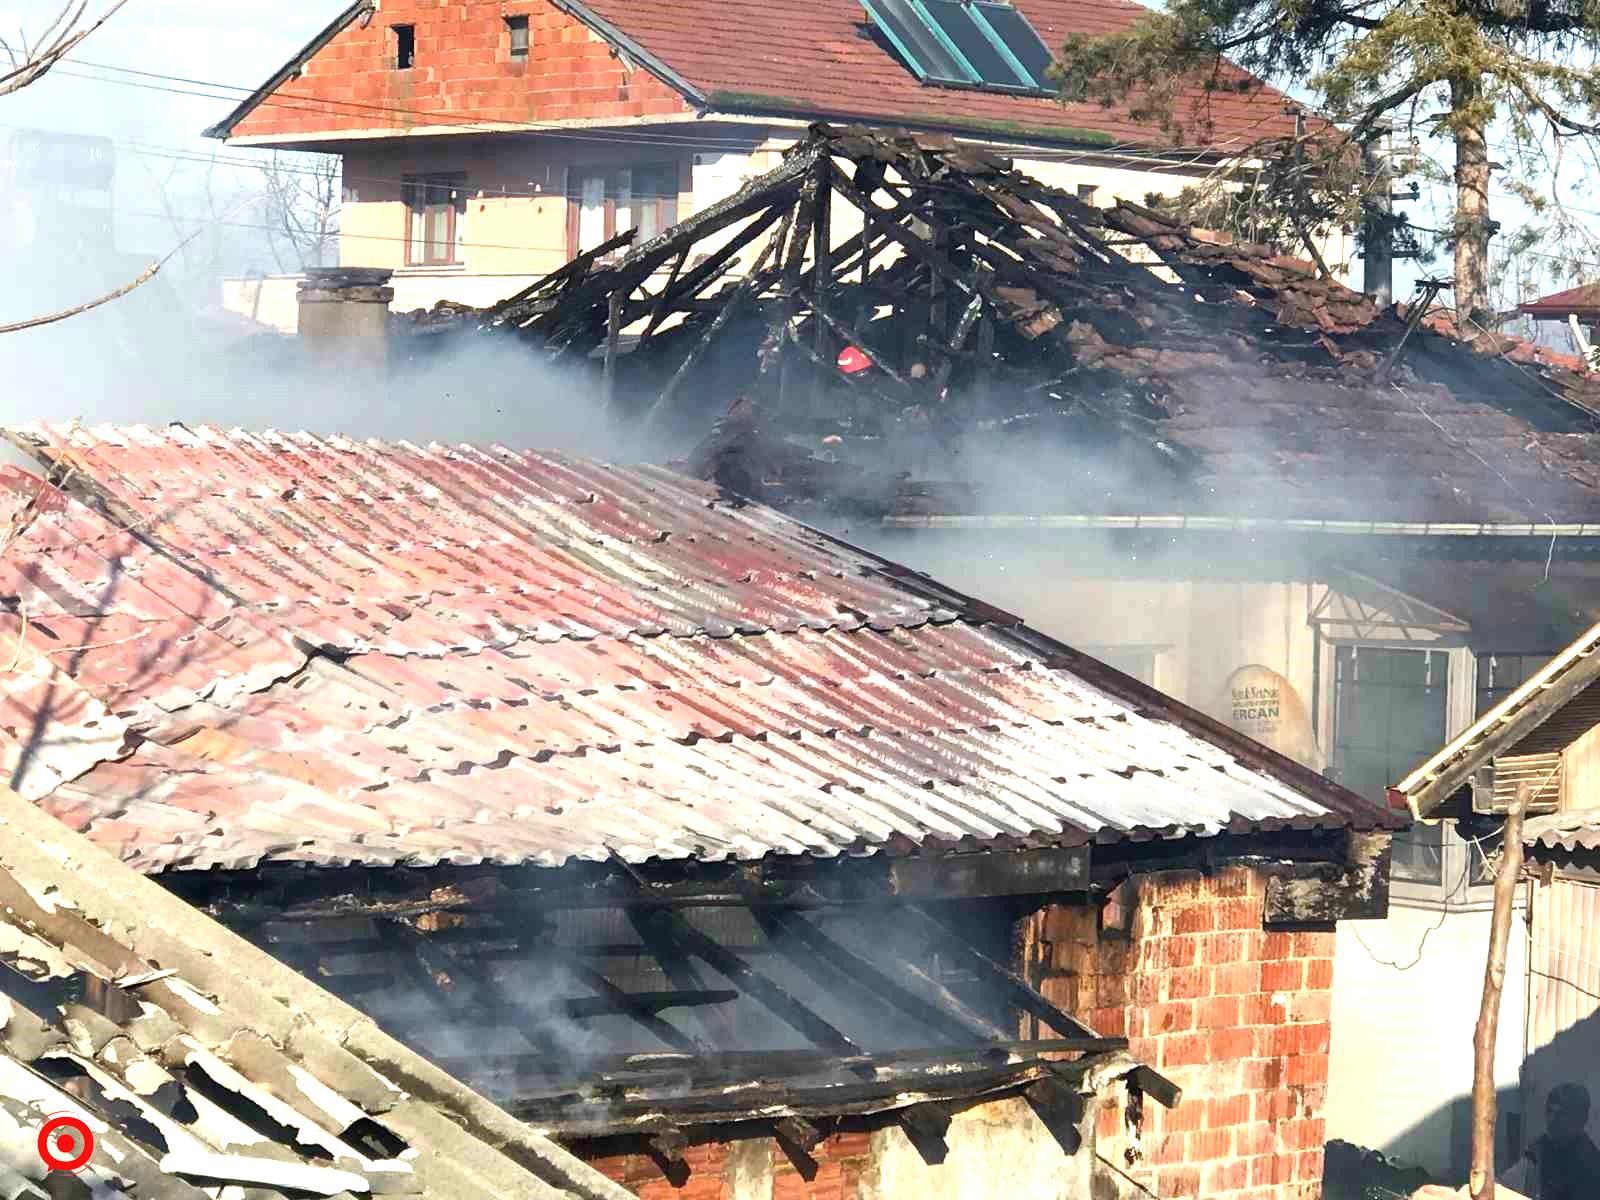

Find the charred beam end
[[1023, 1075, 1084, 1155], [1262, 830, 1392, 927], [774, 1115, 824, 1155], [898, 1102, 952, 1165], [1129, 1065, 1182, 1110]]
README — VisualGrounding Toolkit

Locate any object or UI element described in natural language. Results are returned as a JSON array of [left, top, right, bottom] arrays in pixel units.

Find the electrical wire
[[46, 56, 1289, 169]]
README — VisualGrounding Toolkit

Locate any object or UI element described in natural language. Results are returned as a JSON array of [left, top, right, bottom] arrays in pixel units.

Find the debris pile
[[431, 123, 1600, 521]]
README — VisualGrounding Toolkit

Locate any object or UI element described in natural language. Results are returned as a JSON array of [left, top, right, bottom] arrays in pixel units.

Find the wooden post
[[602, 288, 622, 412], [1470, 783, 1528, 1200]]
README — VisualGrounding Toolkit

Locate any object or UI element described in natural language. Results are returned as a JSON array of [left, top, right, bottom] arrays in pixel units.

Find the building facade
[[207, 0, 1350, 330]]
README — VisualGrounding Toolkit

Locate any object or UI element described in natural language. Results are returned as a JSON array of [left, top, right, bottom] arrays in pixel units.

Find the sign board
[[1222, 665, 1319, 766]]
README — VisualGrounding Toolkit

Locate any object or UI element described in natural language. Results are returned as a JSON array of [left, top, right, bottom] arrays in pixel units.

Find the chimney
[[296, 266, 393, 377]]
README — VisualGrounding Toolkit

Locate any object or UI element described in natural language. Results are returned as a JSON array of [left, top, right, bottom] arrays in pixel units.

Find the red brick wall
[[585, 1130, 874, 1200], [1022, 866, 1332, 1200], [231, 1, 690, 141]]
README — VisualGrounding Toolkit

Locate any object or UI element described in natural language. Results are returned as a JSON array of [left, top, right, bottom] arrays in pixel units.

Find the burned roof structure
[[0, 423, 1391, 1179], [0, 782, 628, 1200], [466, 124, 1600, 530]]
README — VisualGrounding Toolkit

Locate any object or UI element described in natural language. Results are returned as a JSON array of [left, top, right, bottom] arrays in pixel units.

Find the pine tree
[[1053, 0, 1600, 330]]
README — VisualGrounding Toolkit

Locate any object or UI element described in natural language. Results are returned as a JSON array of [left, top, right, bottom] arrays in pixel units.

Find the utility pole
[[1363, 123, 1394, 308], [1469, 783, 1528, 1200]]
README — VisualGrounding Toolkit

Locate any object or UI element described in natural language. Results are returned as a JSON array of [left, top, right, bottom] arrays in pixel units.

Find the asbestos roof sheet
[[0, 783, 624, 1200], [1524, 808, 1600, 856], [1, 423, 1389, 873]]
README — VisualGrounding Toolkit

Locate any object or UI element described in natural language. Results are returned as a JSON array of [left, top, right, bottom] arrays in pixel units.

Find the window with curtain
[[402, 174, 464, 266], [566, 162, 681, 257]]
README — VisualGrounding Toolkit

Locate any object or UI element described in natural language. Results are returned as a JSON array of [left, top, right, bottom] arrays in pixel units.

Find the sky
[[0, 1, 339, 270]]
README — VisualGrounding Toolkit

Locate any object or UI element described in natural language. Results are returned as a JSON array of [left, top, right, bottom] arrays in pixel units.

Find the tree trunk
[[1452, 76, 1494, 334], [1469, 784, 1528, 1200]]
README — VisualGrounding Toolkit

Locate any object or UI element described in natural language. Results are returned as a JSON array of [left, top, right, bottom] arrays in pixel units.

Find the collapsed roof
[[0, 422, 1390, 878], [464, 124, 1600, 527], [0, 783, 626, 1200]]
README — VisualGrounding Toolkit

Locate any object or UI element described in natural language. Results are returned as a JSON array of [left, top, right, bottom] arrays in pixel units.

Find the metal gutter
[[547, 0, 708, 108], [202, 0, 375, 140], [881, 514, 1600, 537]]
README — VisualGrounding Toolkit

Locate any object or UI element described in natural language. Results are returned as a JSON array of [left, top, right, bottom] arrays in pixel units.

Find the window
[[566, 163, 681, 257], [507, 15, 529, 59], [402, 174, 464, 265], [858, 0, 1057, 94], [1076, 183, 1098, 203], [1477, 653, 1553, 716], [394, 24, 415, 70], [1331, 646, 1450, 883]]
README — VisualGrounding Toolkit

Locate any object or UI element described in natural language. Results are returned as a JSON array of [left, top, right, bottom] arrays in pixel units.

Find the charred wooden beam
[[636, 907, 861, 1055], [755, 908, 1006, 1042], [1130, 1064, 1182, 1110], [1023, 1073, 1084, 1154], [774, 1115, 824, 1154], [898, 1101, 952, 1165], [901, 905, 1099, 1042], [563, 988, 738, 1019], [552, 956, 711, 1053], [1262, 830, 1392, 927]]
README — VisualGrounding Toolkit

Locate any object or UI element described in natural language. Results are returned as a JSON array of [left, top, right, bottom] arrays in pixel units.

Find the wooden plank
[[638, 907, 861, 1055], [755, 908, 1004, 1042]]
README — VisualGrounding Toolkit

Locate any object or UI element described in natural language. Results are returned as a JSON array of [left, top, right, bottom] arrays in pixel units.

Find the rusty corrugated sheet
[[0, 423, 1388, 873]]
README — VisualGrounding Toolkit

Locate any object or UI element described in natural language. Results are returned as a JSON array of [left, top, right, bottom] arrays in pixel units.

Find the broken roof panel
[[0, 782, 628, 1200], [1, 423, 1391, 874]]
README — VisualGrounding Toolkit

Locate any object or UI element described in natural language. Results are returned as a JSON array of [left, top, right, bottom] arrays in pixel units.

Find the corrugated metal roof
[[1524, 809, 1600, 855], [0, 423, 1389, 873], [0, 783, 626, 1200]]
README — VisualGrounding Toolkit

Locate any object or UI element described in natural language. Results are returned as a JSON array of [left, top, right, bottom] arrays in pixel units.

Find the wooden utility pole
[[1470, 783, 1528, 1200]]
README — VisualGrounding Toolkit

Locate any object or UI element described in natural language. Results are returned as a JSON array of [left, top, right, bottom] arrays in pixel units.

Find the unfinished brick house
[[202, 0, 1329, 326], [0, 423, 1397, 1199]]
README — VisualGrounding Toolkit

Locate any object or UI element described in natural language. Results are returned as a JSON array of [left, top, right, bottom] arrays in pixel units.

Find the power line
[[49, 57, 1272, 169]]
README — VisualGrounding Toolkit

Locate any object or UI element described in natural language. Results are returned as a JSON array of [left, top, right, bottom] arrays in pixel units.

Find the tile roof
[[1519, 282, 1600, 319], [0, 423, 1390, 874], [0, 783, 628, 1200], [574, 0, 1300, 150]]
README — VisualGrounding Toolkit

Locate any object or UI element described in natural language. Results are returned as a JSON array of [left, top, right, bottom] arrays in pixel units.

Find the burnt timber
[[454, 123, 1600, 529]]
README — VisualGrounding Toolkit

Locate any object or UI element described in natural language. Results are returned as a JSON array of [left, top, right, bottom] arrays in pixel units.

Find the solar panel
[[921, 0, 1032, 88], [973, 2, 1058, 89], [860, 0, 975, 84]]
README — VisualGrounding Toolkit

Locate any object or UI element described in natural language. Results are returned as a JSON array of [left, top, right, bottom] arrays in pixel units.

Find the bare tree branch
[[0, 227, 200, 334], [0, 0, 130, 98]]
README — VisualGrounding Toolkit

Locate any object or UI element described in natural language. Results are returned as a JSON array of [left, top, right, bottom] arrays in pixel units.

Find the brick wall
[[586, 1129, 875, 1200], [1022, 865, 1333, 1200], [231, 0, 690, 141]]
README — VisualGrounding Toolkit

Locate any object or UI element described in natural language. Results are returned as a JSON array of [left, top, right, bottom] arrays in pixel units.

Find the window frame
[[564, 162, 682, 260], [507, 15, 530, 60], [1320, 638, 1495, 910], [401, 172, 466, 267], [393, 24, 415, 70]]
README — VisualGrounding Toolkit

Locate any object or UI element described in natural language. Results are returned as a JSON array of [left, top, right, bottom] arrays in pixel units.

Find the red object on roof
[[213, 0, 1300, 153], [1518, 281, 1600, 320], [0, 424, 1389, 875], [837, 346, 873, 374]]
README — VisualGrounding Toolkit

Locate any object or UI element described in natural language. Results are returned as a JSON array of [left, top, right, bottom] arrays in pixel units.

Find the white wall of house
[[221, 120, 1355, 328], [1327, 906, 1528, 1179]]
